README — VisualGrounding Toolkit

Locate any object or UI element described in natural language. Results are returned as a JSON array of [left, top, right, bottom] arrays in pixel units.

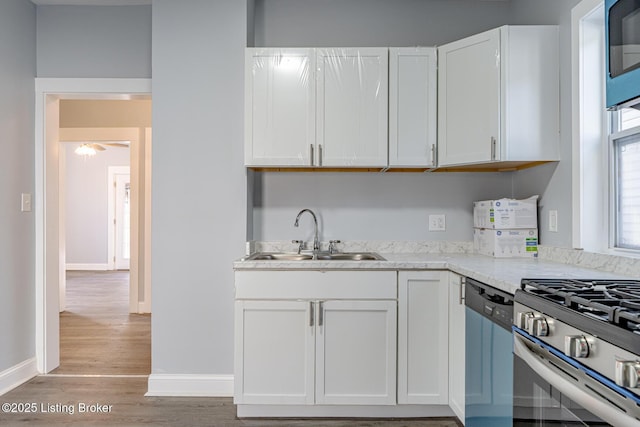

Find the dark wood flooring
[[0, 271, 462, 426]]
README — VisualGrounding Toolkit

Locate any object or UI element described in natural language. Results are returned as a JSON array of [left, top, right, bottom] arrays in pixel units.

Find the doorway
[[35, 78, 152, 374]]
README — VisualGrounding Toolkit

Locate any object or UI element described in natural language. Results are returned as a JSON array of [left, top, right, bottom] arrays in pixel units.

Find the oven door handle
[[514, 333, 640, 426]]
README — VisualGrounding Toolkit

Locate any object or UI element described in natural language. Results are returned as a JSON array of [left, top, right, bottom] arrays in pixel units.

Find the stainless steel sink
[[244, 253, 314, 261], [243, 252, 385, 261], [315, 252, 385, 261]]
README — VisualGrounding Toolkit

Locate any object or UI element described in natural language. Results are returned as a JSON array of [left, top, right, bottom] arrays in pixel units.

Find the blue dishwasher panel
[[465, 307, 513, 427]]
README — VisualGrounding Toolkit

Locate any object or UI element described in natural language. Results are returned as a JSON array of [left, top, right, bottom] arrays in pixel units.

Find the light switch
[[549, 210, 558, 232], [21, 193, 32, 212]]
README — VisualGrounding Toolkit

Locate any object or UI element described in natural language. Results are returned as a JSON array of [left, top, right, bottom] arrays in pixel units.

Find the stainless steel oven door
[[513, 329, 640, 426]]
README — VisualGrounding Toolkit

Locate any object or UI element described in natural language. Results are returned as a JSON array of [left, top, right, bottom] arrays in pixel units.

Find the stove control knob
[[615, 360, 640, 388], [528, 316, 549, 337], [564, 335, 589, 358], [517, 312, 535, 329]]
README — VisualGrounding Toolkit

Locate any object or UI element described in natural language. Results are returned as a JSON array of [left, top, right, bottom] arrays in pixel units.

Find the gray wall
[[64, 144, 130, 266], [0, 0, 36, 372], [36, 5, 151, 78], [253, 172, 513, 242], [151, 0, 247, 375], [254, 0, 513, 47]]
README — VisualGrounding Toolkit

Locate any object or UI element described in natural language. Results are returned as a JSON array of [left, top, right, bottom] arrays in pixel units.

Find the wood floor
[[0, 271, 462, 427], [53, 270, 151, 375]]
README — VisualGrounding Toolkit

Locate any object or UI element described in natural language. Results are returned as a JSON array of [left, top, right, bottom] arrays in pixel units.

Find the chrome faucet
[[294, 209, 319, 256]]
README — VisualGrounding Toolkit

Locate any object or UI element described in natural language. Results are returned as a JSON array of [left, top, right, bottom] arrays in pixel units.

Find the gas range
[[517, 278, 640, 354], [513, 278, 640, 425]]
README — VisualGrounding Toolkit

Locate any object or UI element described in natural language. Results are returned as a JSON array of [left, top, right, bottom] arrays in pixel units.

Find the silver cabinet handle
[[310, 144, 314, 166], [318, 144, 323, 167], [490, 137, 497, 160], [430, 144, 437, 167], [459, 276, 466, 305], [318, 301, 324, 327], [310, 301, 315, 327]]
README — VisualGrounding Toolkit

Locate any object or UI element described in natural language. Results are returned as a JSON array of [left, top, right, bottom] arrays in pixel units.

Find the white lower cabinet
[[448, 272, 466, 423], [234, 300, 315, 404], [235, 269, 460, 419], [316, 300, 397, 405], [234, 270, 397, 406], [397, 271, 449, 405]]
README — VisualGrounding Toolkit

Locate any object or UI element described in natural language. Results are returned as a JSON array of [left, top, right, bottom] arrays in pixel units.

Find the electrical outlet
[[429, 214, 446, 231], [549, 210, 558, 232]]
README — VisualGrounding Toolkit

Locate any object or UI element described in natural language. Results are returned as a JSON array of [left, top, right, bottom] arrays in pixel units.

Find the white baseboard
[[0, 358, 38, 396], [145, 374, 233, 397], [237, 404, 455, 418], [66, 263, 109, 271]]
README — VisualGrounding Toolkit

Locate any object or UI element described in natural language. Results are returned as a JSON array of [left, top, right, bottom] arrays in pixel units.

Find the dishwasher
[[465, 277, 513, 427]]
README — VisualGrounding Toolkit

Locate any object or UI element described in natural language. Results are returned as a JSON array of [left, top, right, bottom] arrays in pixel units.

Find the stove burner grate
[[521, 278, 640, 332]]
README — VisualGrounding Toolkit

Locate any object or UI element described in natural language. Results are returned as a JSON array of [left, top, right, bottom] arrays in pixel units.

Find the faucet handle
[[292, 240, 305, 254], [328, 240, 342, 254]]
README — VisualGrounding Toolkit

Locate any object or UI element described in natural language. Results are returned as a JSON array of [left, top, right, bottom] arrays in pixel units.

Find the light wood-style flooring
[[0, 271, 462, 427], [53, 270, 151, 375]]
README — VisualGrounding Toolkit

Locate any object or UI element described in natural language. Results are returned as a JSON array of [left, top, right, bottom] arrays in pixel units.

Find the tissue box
[[473, 196, 538, 229], [474, 228, 538, 258]]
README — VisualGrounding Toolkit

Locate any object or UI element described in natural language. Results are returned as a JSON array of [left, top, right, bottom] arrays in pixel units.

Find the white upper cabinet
[[389, 47, 437, 168], [245, 47, 388, 168], [245, 48, 315, 166], [316, 48, 389, 167], [437, 26, 560, 168]]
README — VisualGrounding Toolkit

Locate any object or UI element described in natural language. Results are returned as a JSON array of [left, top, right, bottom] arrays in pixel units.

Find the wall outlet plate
[[429, 214, 446, 231]]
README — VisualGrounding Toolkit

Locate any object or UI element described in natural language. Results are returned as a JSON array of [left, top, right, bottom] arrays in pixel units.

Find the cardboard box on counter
[[473, 196, 538, 229], [474, 228, 538, 258]]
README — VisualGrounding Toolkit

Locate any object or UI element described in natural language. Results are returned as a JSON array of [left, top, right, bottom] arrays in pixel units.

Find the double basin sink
[[243, 252, 386, 261]]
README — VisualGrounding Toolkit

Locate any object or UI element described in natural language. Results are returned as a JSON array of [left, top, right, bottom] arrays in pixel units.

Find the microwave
[[606, 0, 640, 108]]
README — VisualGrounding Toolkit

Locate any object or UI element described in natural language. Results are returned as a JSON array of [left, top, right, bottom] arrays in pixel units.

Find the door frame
[[109, 166, 131, 272], [35, 78, 151, 373]]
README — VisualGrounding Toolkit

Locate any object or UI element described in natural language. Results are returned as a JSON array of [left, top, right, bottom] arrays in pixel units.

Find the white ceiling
[[31, 0, 151, 5]]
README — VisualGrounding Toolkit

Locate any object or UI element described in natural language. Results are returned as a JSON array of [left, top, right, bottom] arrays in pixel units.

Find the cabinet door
[[234, 300, 315, 404], [397, 271, 449, 405], [389, 47, 437, 168], [316, 48, 388, 167], [448, 273, 466, 422], [438, 28, 500, 167], [315, 300, 397, 405], [245, 48, 315, 166]]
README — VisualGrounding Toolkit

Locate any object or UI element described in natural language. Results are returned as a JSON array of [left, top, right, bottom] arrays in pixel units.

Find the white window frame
[[573, 0, 640, 257], [571, 0, 609, 253], [609, 114, 640, 253]]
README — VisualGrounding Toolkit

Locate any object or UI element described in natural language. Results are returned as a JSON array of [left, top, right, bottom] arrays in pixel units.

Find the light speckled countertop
[[234, 252, 635, 295]]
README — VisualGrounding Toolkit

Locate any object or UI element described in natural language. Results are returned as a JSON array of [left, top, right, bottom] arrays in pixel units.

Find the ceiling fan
[[74, 142, 129, 156]]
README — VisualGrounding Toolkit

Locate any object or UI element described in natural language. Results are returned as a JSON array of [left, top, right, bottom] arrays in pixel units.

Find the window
[[612, 105, 640, 249]]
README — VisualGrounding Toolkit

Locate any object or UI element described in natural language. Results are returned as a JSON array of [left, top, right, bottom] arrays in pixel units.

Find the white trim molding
[[146, 374, 234, 397], [0, 358, 38, 396], [35, 78, 152, 373]]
